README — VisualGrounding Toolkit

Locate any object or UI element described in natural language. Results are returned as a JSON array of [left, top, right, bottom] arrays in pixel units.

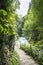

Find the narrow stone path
[[15, 46, 39, 65]]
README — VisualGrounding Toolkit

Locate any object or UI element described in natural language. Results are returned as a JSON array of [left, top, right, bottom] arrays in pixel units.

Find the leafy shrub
[[8, 50, 20, 65], [20, 44, 31, 55], [20, 42, 43, 65]]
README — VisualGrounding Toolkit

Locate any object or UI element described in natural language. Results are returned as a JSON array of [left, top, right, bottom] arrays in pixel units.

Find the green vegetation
[[0, 0, 43, 65], [0, 0, 20, 65], [20, 41, 43, 65], [8, 50, 20, 65], [22, 0, 43, 42], [21, 0, 43, 65], [16, 16, 26, 37]]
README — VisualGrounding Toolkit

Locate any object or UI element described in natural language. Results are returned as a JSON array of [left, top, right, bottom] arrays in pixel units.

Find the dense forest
[[21, 0, 43, 65], [0, 0, 20, 65], [0, 0, 43, 65], [23, 0, 43, 42]]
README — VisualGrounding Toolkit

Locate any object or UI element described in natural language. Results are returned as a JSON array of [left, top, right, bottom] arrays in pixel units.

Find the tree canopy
[[22, 0, 43, 43]]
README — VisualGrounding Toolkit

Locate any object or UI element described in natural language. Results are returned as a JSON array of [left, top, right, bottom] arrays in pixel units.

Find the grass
[[20, 41, 43, 65], [8, 50, 20, 65]]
